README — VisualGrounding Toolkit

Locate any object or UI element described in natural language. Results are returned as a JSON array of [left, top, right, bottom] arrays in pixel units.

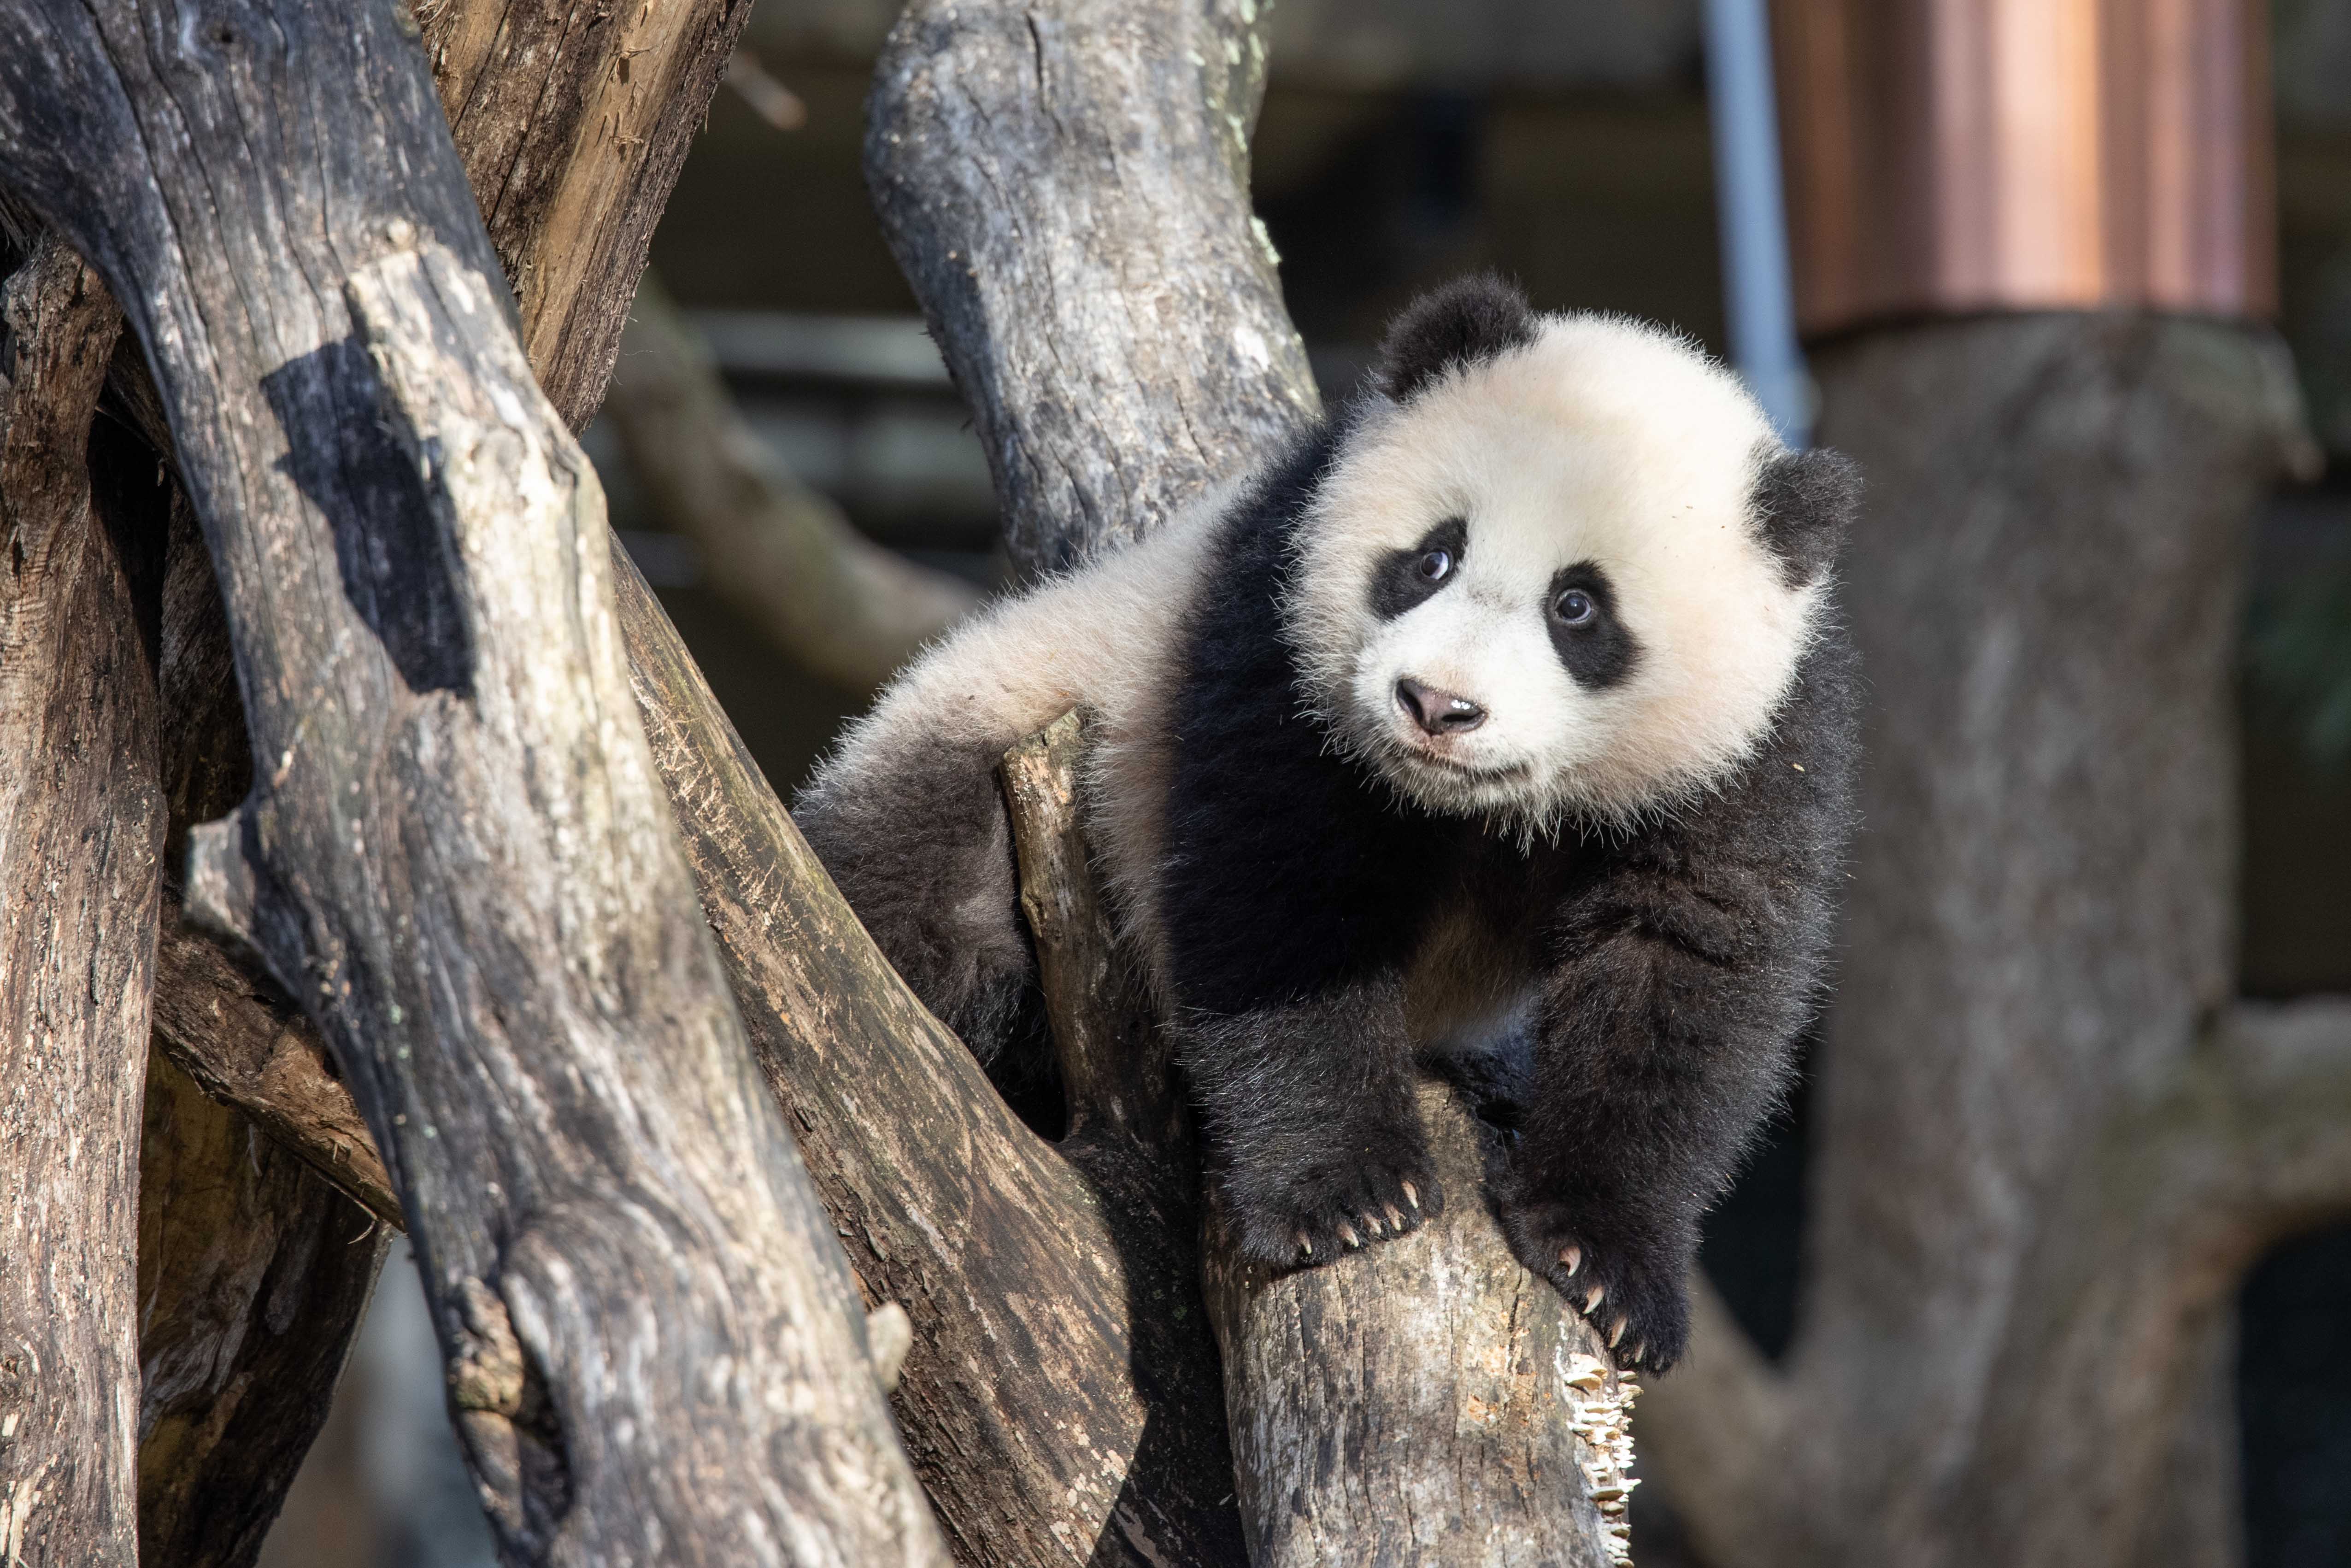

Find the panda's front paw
[[1497, 1201, 1689, 1373], [1217, 1141, 1444, 1269]]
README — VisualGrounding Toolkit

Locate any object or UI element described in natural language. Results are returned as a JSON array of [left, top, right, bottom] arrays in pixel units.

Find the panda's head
[[1284, 275, 1858, 832]]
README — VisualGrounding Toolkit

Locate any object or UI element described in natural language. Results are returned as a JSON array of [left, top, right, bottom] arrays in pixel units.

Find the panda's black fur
[[797, 276, 1862, 1371]]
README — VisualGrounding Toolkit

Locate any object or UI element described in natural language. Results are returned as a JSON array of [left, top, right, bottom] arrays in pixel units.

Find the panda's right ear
[[1751, 446, 1862, 587], [1372, 273, 1541, 404]]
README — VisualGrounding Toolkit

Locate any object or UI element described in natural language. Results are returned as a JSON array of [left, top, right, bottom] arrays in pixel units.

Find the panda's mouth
[[1394, 747, 1532, 785]]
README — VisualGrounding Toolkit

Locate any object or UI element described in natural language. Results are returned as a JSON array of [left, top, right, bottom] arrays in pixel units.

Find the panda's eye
[[1417, 549, 1453, 582], [1553, 588, 1596, 626]]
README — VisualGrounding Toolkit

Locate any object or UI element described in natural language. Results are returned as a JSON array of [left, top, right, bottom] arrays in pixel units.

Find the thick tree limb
[[0, 1, 944, 1559], [868, 0, 1319, 572], [605, 275, 978, 694], [0, 232, 150, 1568]]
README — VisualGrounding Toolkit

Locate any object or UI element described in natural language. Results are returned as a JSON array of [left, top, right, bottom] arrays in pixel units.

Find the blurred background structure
[[259, 0, 2351, 1563]]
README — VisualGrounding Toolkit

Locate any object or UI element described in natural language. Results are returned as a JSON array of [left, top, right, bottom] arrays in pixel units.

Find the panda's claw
[[1338, 1222, 1362, 1248], [1383, 1203, 1407, 1230], [1495, 1197, 1693, 1372], [1402, 1182, 1421, 1211]]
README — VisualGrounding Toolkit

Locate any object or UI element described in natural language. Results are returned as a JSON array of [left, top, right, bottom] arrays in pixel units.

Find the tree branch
[[604, 274, 977, 694], [0, 229, 149, 1568], [869, 0, 1318, 573]]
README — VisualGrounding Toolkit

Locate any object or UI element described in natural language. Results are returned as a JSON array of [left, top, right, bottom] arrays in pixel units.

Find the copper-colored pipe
[[1772, 0, 2275, 337]]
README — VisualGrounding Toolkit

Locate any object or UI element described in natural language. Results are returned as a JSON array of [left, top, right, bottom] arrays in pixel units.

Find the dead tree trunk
[[0, 229, 152, 1568], [0, 0, 944, 1559], [1639, 317, 2351, 1568]]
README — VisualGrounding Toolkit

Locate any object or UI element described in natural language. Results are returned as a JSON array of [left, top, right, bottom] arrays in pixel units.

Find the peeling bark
[[0, 231, 150, 1568]]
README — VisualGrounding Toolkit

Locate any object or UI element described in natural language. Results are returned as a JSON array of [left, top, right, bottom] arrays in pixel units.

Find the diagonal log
[[0, 0, 945, 1559], [0, 226, 151, 1568]]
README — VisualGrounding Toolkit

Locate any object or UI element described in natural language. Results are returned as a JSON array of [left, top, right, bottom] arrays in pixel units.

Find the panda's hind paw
[[1497, 1201, 1689, 1374]]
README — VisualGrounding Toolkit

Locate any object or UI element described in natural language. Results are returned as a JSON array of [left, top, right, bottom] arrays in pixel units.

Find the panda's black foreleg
[[1496, 915, 1800, 1374], [1182, 975, 1444, 1266]]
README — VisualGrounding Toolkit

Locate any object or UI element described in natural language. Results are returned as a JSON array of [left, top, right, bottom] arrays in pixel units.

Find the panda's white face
[[1284, 315, 1824, 831]]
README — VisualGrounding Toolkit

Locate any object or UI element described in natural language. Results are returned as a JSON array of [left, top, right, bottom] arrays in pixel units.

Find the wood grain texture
[[1204, 1084, 1635, 1568], [417, 0, 754, 428], [135, 1048, 390, 1568], [867, 0, 1321, 574], [0, 232, 152, 1568], [1639, 315, 2334, 1568], [131, 482, 400, 1568], [0, 0, 945, 1558]]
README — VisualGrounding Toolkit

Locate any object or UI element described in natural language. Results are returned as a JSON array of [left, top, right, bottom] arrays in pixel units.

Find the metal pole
[[1704, 0, 1811, 446]]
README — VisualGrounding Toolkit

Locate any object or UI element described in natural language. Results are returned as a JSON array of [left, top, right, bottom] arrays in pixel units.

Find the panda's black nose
[[1396, 677, 1487, 736]]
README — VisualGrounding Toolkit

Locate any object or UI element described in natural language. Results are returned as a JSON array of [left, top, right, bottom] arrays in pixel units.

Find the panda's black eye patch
[[1369, 517, 1468, 620], [1547, 562, 1640, 689]]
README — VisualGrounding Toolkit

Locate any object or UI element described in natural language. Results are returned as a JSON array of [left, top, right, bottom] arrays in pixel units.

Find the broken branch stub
[[0, 0, 945, 1556]]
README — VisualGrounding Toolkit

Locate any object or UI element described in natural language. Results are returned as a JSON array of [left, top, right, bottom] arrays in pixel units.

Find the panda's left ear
[[1750, 446, 1861, 587]]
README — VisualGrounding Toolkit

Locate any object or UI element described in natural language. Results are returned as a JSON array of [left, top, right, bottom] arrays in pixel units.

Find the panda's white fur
[[1289, 314, 1817, 832], [796, 278, 1862, 1372], [812, 310, 1817, 989]]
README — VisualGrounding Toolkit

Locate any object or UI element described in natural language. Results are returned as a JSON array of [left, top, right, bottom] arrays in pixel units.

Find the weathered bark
[[0, 232, 153, 1565], [0, 233, 152, 1567], [128, 465, 402, 1568], [868, 0, 1319, 573], [1203, 1086, 1639, 1568], [416, 0, 753, 429], [149, 896, 400, 1229], [0, 0, 944, 1560], [135, 1047, 390, 1568], [1640, 315, 2342, 1568], [604, 275, 978, 694]]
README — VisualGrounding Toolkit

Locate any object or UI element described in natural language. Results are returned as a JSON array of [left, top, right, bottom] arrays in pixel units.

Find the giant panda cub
[[797, 275, 1859, 1371]]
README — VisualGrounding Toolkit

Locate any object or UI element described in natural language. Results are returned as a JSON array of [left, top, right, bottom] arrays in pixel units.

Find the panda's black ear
[[1751, 446, 1861, 587], [1372, 273, 1541, 404]]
